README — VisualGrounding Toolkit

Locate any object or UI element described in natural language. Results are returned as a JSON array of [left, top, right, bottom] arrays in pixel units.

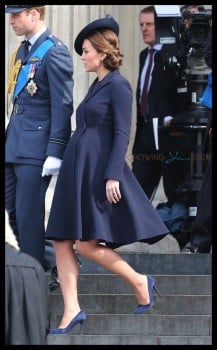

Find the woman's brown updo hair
[[86, 29, 123, 70]]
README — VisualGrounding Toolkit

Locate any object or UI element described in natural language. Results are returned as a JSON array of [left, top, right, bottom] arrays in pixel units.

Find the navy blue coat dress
[[45, 70, 168, 246]]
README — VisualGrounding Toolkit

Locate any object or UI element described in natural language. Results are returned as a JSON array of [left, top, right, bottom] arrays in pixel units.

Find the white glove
[[41, 156, 62, 177], [163, 116, 173, 127]]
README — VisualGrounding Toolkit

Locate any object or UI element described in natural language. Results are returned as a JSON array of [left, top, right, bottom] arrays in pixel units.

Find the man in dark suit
[[132, 6, 193, 202], [5, 5, 74, 276]]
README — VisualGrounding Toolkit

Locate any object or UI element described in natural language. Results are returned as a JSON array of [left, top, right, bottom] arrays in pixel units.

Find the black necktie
[[140, 48, 154, 119], [23, 40, 30, 57]]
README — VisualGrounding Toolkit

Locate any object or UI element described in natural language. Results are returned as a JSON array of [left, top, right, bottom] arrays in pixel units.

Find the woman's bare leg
[[54, 240, 81, 328], [76, 240, 150, 305]]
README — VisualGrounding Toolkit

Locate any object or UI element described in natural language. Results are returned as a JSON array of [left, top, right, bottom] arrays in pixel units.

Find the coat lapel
[[85, 70, 119, 102]]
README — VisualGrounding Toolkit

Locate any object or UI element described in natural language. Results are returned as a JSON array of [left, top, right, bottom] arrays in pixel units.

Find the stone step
[[47, 334, 212, 346], [46, 252, 212, 345], [75, 253, 212, 275], [47, 314, 211, 344], [50, 294, 211, 316], [49, 274, 212, 317], [50, 274, 212, 295]]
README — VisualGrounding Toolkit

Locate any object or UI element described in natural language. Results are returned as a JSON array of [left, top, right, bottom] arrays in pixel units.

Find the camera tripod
[[169, 104, 208, 245]]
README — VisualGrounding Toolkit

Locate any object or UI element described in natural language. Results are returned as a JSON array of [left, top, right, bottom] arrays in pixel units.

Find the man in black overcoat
[[5, 211, 50, 345]]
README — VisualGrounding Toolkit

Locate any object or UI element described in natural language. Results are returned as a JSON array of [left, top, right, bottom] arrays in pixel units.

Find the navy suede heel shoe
[[134, 275, 160, 314], [49, 310, 86, 335]]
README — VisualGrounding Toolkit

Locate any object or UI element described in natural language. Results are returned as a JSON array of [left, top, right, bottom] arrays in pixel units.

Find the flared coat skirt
[[45, 124, 168, 246]]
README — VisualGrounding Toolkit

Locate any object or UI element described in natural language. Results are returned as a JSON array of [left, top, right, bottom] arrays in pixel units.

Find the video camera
[[173, 7, 212, 126], [180, 8, 212, 57], [155, 6, 212, 123]]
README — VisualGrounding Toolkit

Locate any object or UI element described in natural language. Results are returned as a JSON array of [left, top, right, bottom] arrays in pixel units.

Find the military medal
[[28, 63, 36, 79], [27, 79, 38, 96], [27, 63, 38, 96]]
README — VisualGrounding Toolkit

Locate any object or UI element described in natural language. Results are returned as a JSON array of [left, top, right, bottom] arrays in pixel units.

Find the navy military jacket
[[6, 29, 73, 166]]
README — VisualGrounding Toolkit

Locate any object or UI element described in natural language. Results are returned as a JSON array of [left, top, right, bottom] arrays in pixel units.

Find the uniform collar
[[25, 25, 47, 47]]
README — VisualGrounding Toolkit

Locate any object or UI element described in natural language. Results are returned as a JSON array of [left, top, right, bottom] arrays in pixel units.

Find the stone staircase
[[46, 252, 212, 345]]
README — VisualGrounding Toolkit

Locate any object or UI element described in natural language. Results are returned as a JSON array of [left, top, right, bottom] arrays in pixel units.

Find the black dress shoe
[[181, 241, 211, 253], [48, 266, 60, 291]]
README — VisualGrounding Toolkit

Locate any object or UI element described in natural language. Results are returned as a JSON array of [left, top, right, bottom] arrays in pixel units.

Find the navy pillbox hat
[[74, 14, 119, 56], [5, 5, 45, 13]]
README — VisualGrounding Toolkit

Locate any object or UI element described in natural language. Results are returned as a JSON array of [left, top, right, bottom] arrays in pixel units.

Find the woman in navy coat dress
[[46, 15, 169, 334]]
